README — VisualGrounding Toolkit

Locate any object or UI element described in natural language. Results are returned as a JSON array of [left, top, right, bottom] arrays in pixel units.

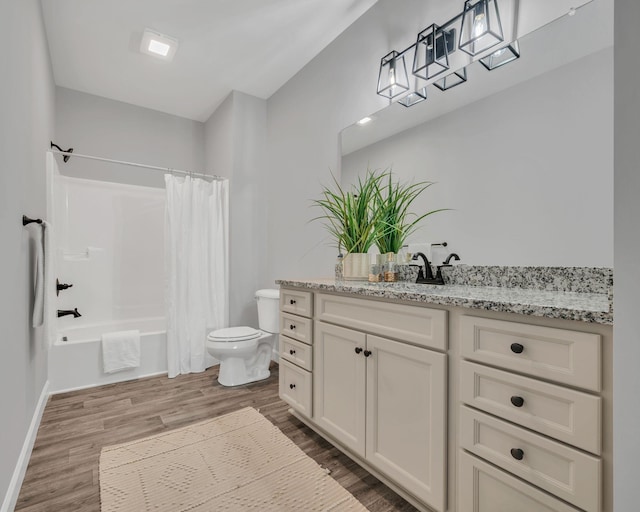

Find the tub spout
[[58, 308, 81, 318]]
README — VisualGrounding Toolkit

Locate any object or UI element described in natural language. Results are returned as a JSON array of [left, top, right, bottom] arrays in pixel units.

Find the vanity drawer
[[315, 293, 447, 351], [460, 361, 601, 454], [280, 335, 312, 371], [279, 359, 312, 418], [460, 406, 601, 512], [458, 450, 582, 512], [461, 316, 601, 391], [280, 289, 313, 318], [280, 312, 312, 345]]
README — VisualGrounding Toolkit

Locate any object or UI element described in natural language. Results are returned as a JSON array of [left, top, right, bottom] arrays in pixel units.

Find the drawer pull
[[364, 350, 372, 357], [289, 324, 296, 330], [355, 347, 363, 354], [510, 448, 524, 460], [289, 299, 296, 305], [510, 343, 524, 354], [289, 349, 296, 355], [289, 383, 296, 389], [510, 396, 525, 408]]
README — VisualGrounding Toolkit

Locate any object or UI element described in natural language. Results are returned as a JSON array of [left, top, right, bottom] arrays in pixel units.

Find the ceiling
[[41, 0, 379, 122]]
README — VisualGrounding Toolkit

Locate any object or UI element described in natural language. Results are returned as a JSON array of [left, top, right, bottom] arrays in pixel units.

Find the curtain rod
[[49, 150, 227, 181]]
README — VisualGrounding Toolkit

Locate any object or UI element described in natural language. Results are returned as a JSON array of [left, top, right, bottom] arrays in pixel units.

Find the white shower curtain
[[165, 175, 229, 378]]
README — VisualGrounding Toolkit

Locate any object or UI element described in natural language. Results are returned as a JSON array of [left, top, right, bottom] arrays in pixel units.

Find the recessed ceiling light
[[140, 29, 178, 61], [357, 116, 373, 126]]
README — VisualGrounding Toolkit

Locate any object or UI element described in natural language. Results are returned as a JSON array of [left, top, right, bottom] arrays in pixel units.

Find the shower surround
[[46, 153, 168, 392]]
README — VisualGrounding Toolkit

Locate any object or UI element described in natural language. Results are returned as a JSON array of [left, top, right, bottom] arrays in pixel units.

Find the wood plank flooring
[[16, 363, 417, 511]]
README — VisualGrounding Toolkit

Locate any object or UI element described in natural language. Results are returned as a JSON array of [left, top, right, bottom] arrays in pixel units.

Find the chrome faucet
[[57, 308, 81, 318]]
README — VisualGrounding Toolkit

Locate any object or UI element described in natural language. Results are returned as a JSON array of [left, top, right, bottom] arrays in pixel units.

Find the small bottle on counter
[[335, 253, 344, 282], [384, 252, 398, 282], [369, 254, 383, 282]]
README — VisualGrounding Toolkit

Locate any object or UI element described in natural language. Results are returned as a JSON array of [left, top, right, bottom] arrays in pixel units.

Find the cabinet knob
[[363, 350, 372, 357], [355, 347, 363, 354], [289, 299, 296, 305], [289, 349, 296, 355], [510, 448, 524, 461], [510, 396, 525, 408], [289, 383, 296, 389], [289, 324, 296, 330], [510, 343, 524, 354]]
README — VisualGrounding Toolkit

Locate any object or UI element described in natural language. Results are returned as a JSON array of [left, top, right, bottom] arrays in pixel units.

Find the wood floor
[[16, 363, 417, 511]]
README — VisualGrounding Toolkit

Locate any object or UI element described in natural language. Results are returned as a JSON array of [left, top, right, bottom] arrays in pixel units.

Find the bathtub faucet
[[57, 308, 81, 318]]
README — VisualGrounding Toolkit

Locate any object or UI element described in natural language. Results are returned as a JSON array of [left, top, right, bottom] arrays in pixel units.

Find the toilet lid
[[207, 326, 261, 342]]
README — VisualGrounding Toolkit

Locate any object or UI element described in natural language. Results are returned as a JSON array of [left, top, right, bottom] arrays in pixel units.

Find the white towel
[[102, 330, 141, 373], [32, 220, 50, 328]]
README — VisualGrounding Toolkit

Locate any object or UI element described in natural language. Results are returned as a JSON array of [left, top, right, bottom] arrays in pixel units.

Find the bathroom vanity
[[276, 271, 613, 512]]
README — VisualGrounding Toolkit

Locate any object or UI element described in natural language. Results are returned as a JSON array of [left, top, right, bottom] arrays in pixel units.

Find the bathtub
[[48, 316, 168, 393]]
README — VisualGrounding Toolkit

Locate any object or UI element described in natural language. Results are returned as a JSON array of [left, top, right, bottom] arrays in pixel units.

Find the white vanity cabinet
[[277, 284, 613, 512], [278, 290, 313, 418], [313, 293, 448, 512], [459, 315, 604, 512]]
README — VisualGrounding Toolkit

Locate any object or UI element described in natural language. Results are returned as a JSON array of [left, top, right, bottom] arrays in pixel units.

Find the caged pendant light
[[433, 67, 468, 91], [377, 51, 410, 99], [398, 86, 428, 107], [459, 0, 504, 56], [413, 24, 453, 80], [479, 40, 520, 70], [376, 0, 519, 107]]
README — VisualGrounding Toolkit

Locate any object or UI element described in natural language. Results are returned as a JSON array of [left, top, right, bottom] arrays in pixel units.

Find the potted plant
[[374, 173, 447, 260], [312, 170, 387, 279]]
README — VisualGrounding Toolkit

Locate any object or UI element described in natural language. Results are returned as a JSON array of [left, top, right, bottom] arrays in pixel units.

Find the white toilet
[[206, 289, 280, 387]]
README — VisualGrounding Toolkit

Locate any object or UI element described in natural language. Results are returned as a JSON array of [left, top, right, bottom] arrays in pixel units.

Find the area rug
[[99, 407, 367, 511]]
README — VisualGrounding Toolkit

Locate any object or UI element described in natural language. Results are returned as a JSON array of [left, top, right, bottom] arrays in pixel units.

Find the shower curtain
[[165, 175, 229, 378]]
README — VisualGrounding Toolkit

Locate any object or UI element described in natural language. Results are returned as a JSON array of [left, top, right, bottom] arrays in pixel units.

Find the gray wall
[[55, 87, 206, 187], [205, 92, 268, 328], [614, 0, 640, 508], [0, 0, 55, 506], [342, 48, 613, 267]]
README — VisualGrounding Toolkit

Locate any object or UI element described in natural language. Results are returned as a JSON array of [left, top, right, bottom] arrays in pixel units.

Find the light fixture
[[399, 86, 428, 108], [459, 0, 503, 56], [479, 40, 520, 70], [140, 29, 179, 61], [377, 51, 410, 99], [357, 116, 373, 125], [433, 67, 468, 91], [413, 24, 452, 80], [376, 0, 515, 102]]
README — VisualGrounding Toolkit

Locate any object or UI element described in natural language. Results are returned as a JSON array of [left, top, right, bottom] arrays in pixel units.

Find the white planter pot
[[343, 253, 369, 280]]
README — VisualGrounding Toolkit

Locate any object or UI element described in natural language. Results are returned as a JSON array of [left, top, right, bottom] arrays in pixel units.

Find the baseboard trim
[[1, 380, 50, 512]]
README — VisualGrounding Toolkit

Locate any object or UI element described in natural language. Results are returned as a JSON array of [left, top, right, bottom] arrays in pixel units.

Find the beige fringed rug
[[99, 407, 367, 511]]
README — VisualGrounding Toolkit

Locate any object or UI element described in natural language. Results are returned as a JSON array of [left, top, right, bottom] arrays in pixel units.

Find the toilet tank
[[255, 289, 280, 333]]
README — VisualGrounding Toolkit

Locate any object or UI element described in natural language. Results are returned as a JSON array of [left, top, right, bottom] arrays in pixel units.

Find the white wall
[[205, 91, 268, 328], [614, 0, 640, 508], [266, 1, 614, 283], [0, 0, 55, 507], [55, 87, 206, 187], [342, 48, 613, 267]]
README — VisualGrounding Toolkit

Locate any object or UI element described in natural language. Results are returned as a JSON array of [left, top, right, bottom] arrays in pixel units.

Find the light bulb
[[474, 12, 487, 38]]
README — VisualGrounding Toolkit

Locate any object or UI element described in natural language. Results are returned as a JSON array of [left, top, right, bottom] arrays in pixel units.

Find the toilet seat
[[208, 326, 261, 343]]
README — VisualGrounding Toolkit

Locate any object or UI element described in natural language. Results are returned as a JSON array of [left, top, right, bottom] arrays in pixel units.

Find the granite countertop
[[275, 278, 613, 325]]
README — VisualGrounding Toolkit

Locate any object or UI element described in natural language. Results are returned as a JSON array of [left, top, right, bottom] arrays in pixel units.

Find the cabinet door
[[365, 335, 447, 512], [314, 321, 366, 456]]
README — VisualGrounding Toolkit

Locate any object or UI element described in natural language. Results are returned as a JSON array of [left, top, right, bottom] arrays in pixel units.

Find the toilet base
[[217, 356, 271, 387]]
